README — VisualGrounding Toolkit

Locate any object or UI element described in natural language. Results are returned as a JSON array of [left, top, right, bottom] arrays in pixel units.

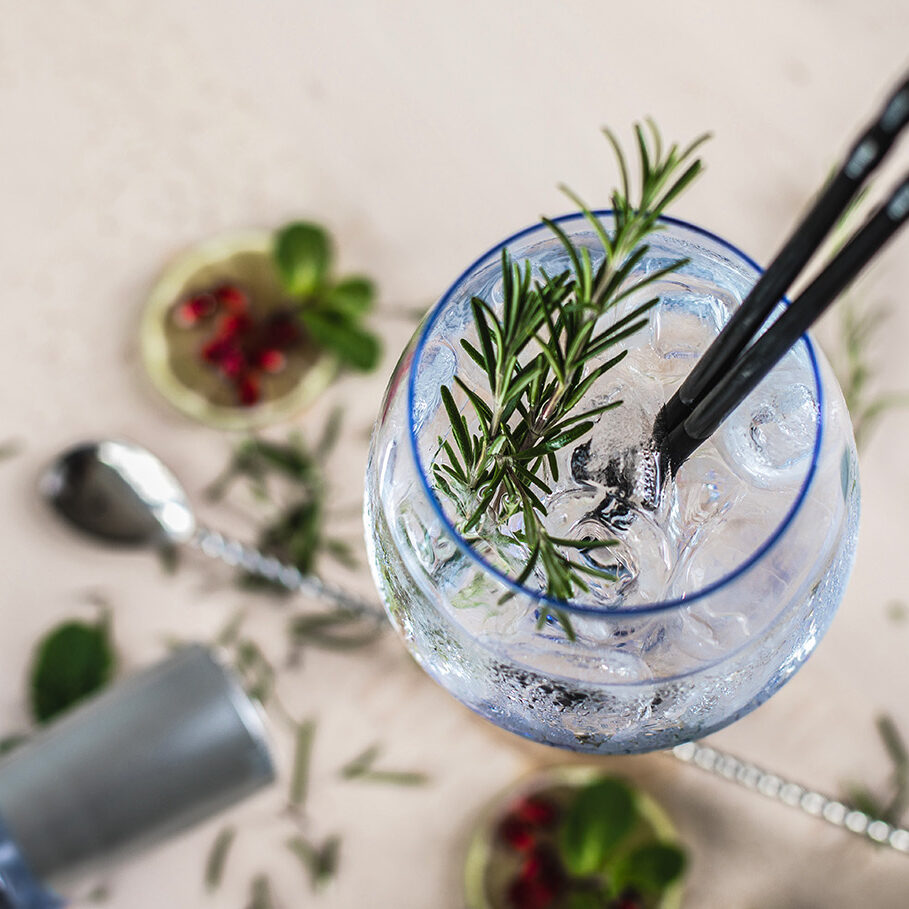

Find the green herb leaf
[[340, 743, 429, 786], [321, 537, 357, 568], [876, 715, 908, 824], [258, 497, 322, 576], [290, 611, 383, 651], [204, 826, 236, 891], [558, 777, 636, 876], [30, 616, 115, 723], [0, 734, 26, 756], [286, 835, 341, 891], [325, 277, 375, 318], [247, 874, 275, 909], [274, 222, 332, 297], [0, 439, 23, 461], [515, 422, 594, 460], [156, 544, 180, 574], [553, 608, 577, 641], [84, 884, 110, 903], [315, 408, 344, 460], [612, 842, 687, 894], [300, 309, 381, 371], [289, 719, 316, 811], [215, 608, 247, 648], [845, 784, 887, 819], [234, 639, 275, 704]]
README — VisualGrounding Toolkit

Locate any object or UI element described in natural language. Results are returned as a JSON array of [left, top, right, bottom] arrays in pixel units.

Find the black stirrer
[[655, 73, 909, 442], [662, 172, 909, 475]]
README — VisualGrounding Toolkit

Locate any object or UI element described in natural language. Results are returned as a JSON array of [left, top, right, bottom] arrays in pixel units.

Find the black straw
[[663, 173, 909, 475], [655, 74, 909, 442]]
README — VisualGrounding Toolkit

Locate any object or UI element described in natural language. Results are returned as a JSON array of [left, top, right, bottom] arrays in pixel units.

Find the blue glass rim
[[406, 211, 825, 617]]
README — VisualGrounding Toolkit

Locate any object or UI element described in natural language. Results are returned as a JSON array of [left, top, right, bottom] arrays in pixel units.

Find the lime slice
[[140, 230, 336, 430]]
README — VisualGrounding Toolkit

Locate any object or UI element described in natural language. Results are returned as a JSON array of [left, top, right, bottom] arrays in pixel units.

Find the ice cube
[[749, 383, 817, 469], [667, 491, 785, 597], [649, 300, 723, 376], [668, 448, 747, 549], [571, 508, 673, 607], [714, 349, 819, 489], [668, 608, 755, 662]]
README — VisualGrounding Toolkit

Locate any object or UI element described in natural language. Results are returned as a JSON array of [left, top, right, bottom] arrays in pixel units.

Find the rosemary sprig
[[433, 122, 708, 627]]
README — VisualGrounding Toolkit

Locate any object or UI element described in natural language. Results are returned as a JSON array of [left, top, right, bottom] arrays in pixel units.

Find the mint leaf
[[613, 842, 687, 894], [30, 617, 115, 722], [300, 309, 380, 371], [274, 222, 332, 297], [558, 777, 636, 876], [326, 277, 375, 319]]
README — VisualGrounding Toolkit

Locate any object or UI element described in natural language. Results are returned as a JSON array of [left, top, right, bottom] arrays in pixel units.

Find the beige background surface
[[2, 2, 909, 906]]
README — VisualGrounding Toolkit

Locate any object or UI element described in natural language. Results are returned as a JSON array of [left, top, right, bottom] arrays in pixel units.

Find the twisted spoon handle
[[191, 526, 384, 620], [672, 741, 909, 854]]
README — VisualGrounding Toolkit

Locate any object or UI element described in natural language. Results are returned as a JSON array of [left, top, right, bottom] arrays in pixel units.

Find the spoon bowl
[[41, 440, 196, 547]]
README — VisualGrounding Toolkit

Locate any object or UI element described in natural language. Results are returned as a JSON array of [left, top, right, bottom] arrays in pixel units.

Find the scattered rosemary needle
[[433, 121, 708, 632], [844, 714, 909, 826], [285, 835, 341, 891], [82, 883, 111, 904], [207, 420, 358, 595], [340, 743, 430, 786], [289, 719, 317, 812], [289, 609, 384, 652], [0, 439, 22, 460], [247, 874, 276, 909], [204, 826, 236, 891], [835, 295, 909, 450], [234, 638, 275, 705], [215, 607, 247, 648], [822, 179, 909, 451]]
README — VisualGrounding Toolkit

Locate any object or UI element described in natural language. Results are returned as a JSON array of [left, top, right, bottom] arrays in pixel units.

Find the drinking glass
[[364, 213, 859, 754]]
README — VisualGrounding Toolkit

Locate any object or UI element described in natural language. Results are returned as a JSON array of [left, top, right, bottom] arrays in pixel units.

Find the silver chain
[[190, 526, 384, 619], [671, 740, 909, 853]]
